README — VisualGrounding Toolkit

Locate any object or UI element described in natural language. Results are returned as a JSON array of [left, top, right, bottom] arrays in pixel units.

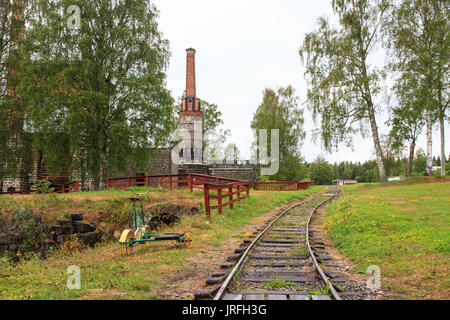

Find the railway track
[[213, 188, 345, 301]]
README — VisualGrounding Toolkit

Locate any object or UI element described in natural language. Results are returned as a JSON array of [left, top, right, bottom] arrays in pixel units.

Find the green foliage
[[310, 281, 331, 296], [413, 149, 427, 173], [251, 86, 306, 180], [201, 101, 226, 149], [384, 0, 449, 177], [224, 143, 241, 162], [387, 74, 425, 153], [34, 179, 55, 194], [19, 0, 175, 189], [299, 0, 389, 182], [8, 208, 46, 261], [309, 156, 334, 185], [200, 100, 232, 162]]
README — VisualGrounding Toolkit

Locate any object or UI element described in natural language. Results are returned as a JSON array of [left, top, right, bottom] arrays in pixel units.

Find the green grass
[[263, 279, 298, 289], [0, 186, 324, 300], [324, 176, 450, 299]]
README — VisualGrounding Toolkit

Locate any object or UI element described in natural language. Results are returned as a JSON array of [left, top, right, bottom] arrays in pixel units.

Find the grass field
[[0, 186, 324, 299], [324, 176, 450, 299]]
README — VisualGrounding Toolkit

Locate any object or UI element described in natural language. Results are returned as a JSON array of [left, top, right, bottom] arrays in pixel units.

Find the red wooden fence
[[107, 173, 241, 191], [55, 181, 80, 193], [253, 180, 315, 191], [203, 181, 250, 218], [107, 174, 251, 218]]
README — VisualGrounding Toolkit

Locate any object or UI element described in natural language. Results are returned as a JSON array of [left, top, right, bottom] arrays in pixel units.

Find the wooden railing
[[107, 174, 242, 191], [203, 181, 250, 218], [253, 180, 315, 191], [55, 181, 80, 193], [107, 174, 251, 218]]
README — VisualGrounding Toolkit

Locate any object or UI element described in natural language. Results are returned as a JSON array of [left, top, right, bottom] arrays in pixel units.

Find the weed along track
[[209, 188, 358, 301]]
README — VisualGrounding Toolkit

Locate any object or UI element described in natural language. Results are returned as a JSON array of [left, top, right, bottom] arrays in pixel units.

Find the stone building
[[146, 48, 258, 184]]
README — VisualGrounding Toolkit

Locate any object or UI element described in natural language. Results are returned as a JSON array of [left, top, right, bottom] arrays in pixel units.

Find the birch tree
[[385, 0, 449, 176], [299, 0, 389, 182], [388, 76, 425, 176]]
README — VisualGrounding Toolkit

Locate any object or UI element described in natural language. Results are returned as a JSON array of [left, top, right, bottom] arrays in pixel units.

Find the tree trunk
[[98, 128, 108, 190], [368, 107, 387, 183], [357, 27, 386, 183], [408, 140, 415, 176], [425, 108, 433, 176], [80, 156, 86, 192], [99, 126, 108, 190], [440, 115, 446, 176]]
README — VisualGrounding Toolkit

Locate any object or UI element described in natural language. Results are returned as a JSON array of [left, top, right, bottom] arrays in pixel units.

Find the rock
[[73, 221, 96, 233], [78, 232, 102, 246], [68, 213, 83, 221], [57, 219, 74, 228], [50, 225, 73, 236], [56, 234, 71, 243], [113, 231, 121, 240]]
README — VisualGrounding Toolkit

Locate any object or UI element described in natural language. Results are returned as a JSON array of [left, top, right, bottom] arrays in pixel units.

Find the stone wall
[[0, 209, 102, 261], [147, 148, 178, 176], [1, 178, 23, 193], [208, 161, 258, 185], [178, 163, 209, 175]]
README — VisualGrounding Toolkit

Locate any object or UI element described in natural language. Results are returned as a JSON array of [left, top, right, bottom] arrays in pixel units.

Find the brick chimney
[[186, 48, 196, 97], [180, 48, 201, 115], [178, 48, 203, 163]]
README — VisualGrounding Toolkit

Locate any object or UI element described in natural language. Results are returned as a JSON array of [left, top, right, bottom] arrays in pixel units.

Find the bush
[[309, 156, 334, 185], [34, 179, 55, 194]]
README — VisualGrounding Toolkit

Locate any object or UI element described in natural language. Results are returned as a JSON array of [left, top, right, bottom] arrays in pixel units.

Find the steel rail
[[214, 194, 334, 300], [306, 191, 342, 300]]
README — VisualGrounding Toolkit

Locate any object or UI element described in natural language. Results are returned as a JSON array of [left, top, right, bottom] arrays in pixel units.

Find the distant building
[[333, 179, 358, 186], [387, 176, 407, 182]]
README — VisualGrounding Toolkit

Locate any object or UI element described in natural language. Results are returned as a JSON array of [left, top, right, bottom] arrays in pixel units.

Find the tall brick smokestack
[[186, 48, 196, 98], [181, 48, 201, 114], [178, 48, 203, 163]]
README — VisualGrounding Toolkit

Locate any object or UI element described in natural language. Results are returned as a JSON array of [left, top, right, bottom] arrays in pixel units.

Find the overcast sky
[[153, 0, 449, 164]]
